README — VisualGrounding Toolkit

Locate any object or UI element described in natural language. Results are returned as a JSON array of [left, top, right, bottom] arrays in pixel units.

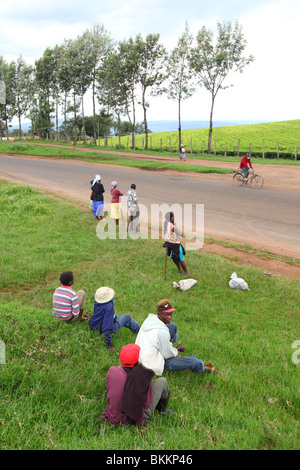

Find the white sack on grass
[[173, 279, 197, 291], [229, 272, 249, 290]]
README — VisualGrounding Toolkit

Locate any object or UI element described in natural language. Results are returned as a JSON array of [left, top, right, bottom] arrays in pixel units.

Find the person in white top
[[135, 299, 216, 376], [163, 212, 191, 275]]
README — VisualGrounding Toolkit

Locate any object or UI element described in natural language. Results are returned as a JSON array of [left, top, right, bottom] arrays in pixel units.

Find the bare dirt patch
[[201, 242, 300, 282]]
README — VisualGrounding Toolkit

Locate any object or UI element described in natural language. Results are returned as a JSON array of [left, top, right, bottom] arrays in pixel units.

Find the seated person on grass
[[136, 299, 217, 376], [88, 287, 140, 351], [102, 343, 175, 427], [52, 271, 90, 323]]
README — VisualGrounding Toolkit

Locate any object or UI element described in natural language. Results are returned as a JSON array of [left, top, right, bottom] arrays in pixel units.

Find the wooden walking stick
[[164, 248, 168, 280]]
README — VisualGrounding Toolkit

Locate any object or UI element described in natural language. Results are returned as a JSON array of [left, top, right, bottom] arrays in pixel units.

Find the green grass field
[[120, 120, 300, 158], [2, 119, 300, 162], [0, 180, 299, 450]]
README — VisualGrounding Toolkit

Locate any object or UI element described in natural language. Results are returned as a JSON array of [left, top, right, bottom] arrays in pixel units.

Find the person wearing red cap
[[102, 344, 174, 426], [136, 299, 216, 375], [239, 152, 254, 180]]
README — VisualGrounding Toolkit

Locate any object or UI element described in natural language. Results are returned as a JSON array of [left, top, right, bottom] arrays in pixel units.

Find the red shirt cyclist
[[239, 153, 253, 180]]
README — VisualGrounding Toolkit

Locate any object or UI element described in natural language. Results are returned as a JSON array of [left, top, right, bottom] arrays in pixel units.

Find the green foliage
[[0, 180, 299, 450]]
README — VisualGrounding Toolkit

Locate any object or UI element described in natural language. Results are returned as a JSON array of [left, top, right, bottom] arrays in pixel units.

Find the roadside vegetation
[[0, 181, 299, 450]]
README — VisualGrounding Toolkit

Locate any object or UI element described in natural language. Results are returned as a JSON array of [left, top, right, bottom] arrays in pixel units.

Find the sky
[[0, 0, 299, 124]]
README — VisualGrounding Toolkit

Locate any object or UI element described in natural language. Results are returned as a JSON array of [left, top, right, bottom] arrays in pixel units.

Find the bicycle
[[233, 169, 264, 189]]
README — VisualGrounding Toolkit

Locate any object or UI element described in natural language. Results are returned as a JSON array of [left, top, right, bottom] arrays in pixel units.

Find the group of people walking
[[89, 175, 139, 231]]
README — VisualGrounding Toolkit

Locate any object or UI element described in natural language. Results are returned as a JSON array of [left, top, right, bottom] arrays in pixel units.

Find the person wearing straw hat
[[88, 287, 140, 351], [136, 299, 216, 375], [90, 174, 105, 220], [102, 343, 174, 426], [110, 181, 123, 226]]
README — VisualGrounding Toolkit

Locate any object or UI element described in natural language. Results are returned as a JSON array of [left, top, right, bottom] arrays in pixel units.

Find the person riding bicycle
[[239, 153, 253, 180]]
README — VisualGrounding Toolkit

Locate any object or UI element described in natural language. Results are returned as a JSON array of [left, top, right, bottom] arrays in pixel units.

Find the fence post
[[142, 138, 144, 151], [190, 138, 192, 154], [214, 140, 216, 156], [249, 143, 251, 157], [263, 139, 265, 159], [202, 141, 205, 154], [150, 136, 152, 151], [224, 143, 227, 157], [277, 142, 279, 159], [237, 139, 240, 158], [295, 142, 297, 161], [169, 137, 172, 153], [127, 137, 129, 150], [160, 139, 162, 151]]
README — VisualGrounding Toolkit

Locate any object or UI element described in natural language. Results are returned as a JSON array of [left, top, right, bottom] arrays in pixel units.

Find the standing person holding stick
[[163, 212, 191, 276]]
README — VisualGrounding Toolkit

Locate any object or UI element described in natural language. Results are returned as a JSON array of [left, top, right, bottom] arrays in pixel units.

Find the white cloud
[[1, 0, 299, 122]]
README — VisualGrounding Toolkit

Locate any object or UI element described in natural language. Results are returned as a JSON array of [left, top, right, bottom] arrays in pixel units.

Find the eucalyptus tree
[[136, 34, 167, 150], [57, 40, 73, 141], [58, 39, 81, 142], [0, 56, 7, 139], [10, 56, 34, 137], [35, 48, 60, 139], [67, 32, 96, 144], [83, 24, 113, 144], [189, 21, 254, 154], [166, 23, 196, 147], [97, 50, 128, 146], [116, 37, 143, 149]]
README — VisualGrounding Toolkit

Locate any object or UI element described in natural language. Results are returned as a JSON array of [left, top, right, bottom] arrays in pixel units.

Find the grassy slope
[[113, 119, 300, 156], [0, 181, 299, 450]]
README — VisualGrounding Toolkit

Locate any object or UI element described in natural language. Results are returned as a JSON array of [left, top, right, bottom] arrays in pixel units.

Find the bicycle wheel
[[233, 173, 244, 187], [251, 175, 264, 189]]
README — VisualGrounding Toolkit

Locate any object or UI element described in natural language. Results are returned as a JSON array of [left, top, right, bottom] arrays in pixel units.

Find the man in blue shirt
[[89, 287, 140, 350]]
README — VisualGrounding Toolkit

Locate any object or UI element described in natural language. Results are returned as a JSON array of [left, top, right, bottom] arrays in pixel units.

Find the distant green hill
[[115, 120, 300, 159]]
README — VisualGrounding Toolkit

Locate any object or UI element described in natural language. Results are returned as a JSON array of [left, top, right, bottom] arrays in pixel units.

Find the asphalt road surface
[[0, 154, 299, 259]]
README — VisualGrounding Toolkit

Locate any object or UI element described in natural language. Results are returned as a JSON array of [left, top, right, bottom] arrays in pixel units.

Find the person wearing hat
[[239, 152, 254, 181], [136, 299, 216, 375], [110, 181, 123, 226], [90, 175, 105, 220], [88, 287, 140, 350], [102, 343, 174, 426]]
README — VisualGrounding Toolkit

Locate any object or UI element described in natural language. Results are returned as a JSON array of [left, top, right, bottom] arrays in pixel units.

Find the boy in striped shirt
[[52, 271, 86, 323]]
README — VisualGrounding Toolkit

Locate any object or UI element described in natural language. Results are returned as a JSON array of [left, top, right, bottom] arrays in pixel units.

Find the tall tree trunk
[[81, 92, 86, 144], [48, 95, 52, 140], [18, 103, 22, 138], [178, 97, 182, 147], [131, 88, 135, 150], [117, 114, 121, 145], [92, 73, 97, 145], [73, 93, 77, 143], [5, 117, 9, 140], [142, 88, 148, 150], [56, 100, 59, 141], [207, 95, 215, 155], [64, 92, 68, 142]]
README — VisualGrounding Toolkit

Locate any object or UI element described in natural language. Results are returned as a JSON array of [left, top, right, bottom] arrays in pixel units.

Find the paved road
[[0, 153, 299, 259]]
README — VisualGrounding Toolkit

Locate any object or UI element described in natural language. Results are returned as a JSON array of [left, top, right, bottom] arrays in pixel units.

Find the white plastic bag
[[229, 272, 249, 290], [173, 279, 197, 291], [89, 200, 94, 212]]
